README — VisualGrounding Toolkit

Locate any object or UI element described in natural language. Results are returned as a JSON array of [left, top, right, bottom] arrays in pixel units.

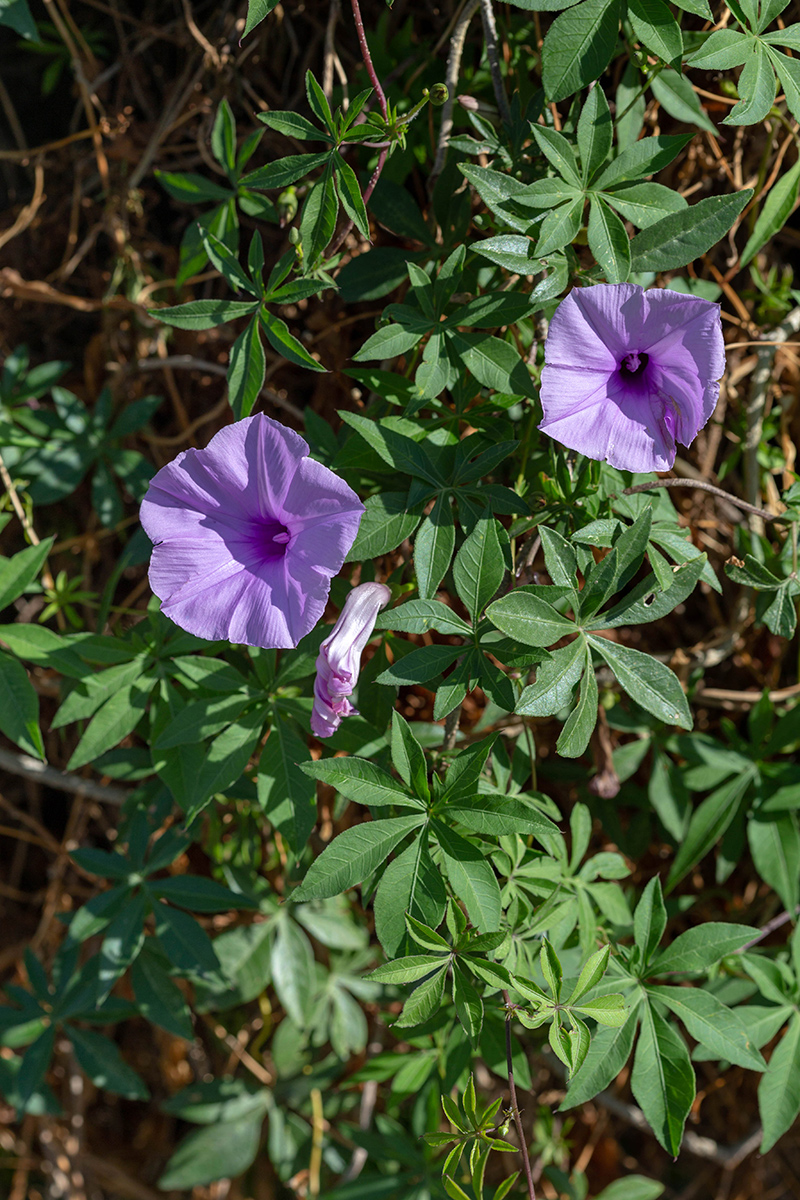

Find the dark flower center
[[620, 351, 649, 378], [251, 517, 292, 563]]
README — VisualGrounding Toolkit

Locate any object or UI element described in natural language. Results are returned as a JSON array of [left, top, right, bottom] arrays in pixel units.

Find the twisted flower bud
[[311, 582, 391, 738]]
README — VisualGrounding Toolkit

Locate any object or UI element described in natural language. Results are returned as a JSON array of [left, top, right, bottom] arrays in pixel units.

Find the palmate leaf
[[541, 0, 622, 102], [631, 1004, 694, 1156], [293, 815, 425, 901]]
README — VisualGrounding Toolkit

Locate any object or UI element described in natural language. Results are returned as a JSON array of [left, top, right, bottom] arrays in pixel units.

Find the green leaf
[[650, 922, 757, 974], [457, 333, 536, 398], [595, 554, 707, 629], [415, 494, 456, 600], [740, 158, 800, 266], [649, 986, 765, 1070], [724, 44, 776, 125], [594, 1177, 665, 1200], [393, 964, 448, 1028], [631, 1003, 694, 1155], [257, 109, 322, 141], [444, 793, 558, 839], [67, 682, 149, 770], [604, 181, 688, 228], [578, 85, 614, 184], [241, 152, 332, 190], [472, 233, 542, 274], [300, 162, 338, 265], [531, 125, 582, 187], [158, 1110, 264, 1189], [293, 814, 424, 901], [452, 963, 484, 1043], [96, 891, 146, 995], [211, 99, 237, 175], [376, 643, 461, 687], [151, 876, 256, 914], [271, 915, 314, 1026], [686, 28, 749, 70], [374, 838, 447, 956], [227, 316, 266, 420], [452, 513, 505, 622], [433, 821, 502, 932], [587, 635, 691, 728], [488, 591, 576, 647], [759, 1012, 800, 1152], [0, 0, 38, 39], [588, 195, 631, 283], [542, 0, 622, 102], [628, 0, 683, 67], [535, 198, 585, 256], [367, 954, 449, 984], [391, 711, 430, 800], [16, 1026, 56, 1107], [69, 1026, 149, 1100], [260, 311, 326, 372], [130, 948, 194, 1040], [153, 904, 219, 974], [348, 491, 422, 559], [749, 813, 800, 912], [300, 756, 421, 809], [242, 0, 280, 37], [258, 720, 317, 855], [375, 598, 471, 638], [334, 152, 370, 240], [665, 772, 754, 891], [557, 646, 598, 757], [151, 299, 259, 330], [634, 876, 667, 970], [574, 993, 628, 1026], [0, 537, 54, 612], [566, 944, 611, 1005], [516, 639, 585, 717], [628, 190, 753, 272], [194, 921, 273, 1012], [562, 1008, 640, 1108], [0, 653, 44, 758], [594, 133, 693, 189], [649, 69, 716, 133]]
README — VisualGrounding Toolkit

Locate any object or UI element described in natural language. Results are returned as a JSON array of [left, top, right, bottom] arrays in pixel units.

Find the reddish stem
[[350, 0, 387, 118]]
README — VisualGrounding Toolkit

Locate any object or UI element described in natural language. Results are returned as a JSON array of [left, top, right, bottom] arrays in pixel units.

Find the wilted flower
[[140, 414, 364, 648], [311, 582, 391, 738], [538, 283, 725, 473]]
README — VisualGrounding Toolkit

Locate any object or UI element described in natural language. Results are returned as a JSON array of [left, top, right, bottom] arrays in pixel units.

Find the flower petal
[[545, 283, 645, 371]]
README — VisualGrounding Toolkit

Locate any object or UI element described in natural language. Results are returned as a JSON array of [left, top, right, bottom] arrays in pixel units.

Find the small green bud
[[427, 83, 449, 107], [287, 226, 301, 246], [277, 185, 298, 227]]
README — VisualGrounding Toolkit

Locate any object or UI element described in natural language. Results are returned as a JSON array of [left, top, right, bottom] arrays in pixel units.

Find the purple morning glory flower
[[140, 414, 364, 648], [311, 582, 391, 738], [538, 284, 725, 473]]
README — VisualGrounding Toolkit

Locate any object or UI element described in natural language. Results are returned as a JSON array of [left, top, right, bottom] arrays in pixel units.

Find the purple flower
[[538, 284, 725, 473], [311, 582, 391, 738], [140, 414, 364, 648]]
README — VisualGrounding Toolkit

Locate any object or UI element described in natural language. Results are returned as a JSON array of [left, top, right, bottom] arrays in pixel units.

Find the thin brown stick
[[503, 992, 536, 1200], [620, 478, 789, 523], [350, 0, 387, 117]]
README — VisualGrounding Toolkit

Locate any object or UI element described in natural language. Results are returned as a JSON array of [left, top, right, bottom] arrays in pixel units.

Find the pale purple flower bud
[[311, 582, 391, 738]]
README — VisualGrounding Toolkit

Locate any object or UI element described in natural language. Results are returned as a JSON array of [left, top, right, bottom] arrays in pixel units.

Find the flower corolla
[[140, 414, 364, 648], [310, 582, 391, 738], [538, 283, 725, 473]]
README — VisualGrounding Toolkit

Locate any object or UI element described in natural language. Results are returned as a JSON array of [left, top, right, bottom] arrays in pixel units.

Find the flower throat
[[620, 351, 649, 378]]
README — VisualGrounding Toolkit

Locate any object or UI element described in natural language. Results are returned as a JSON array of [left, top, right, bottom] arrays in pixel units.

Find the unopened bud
[[458, 94, 479, 111], [428, 83, 449, 106], [288, 226, 301, 246], [277, 185, 298, 227]]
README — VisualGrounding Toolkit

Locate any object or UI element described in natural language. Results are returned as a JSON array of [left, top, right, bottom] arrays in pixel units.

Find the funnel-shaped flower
[[539, 284, 724, 473], [311, 582, 391, 737], [140, 414, 364, 648]]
